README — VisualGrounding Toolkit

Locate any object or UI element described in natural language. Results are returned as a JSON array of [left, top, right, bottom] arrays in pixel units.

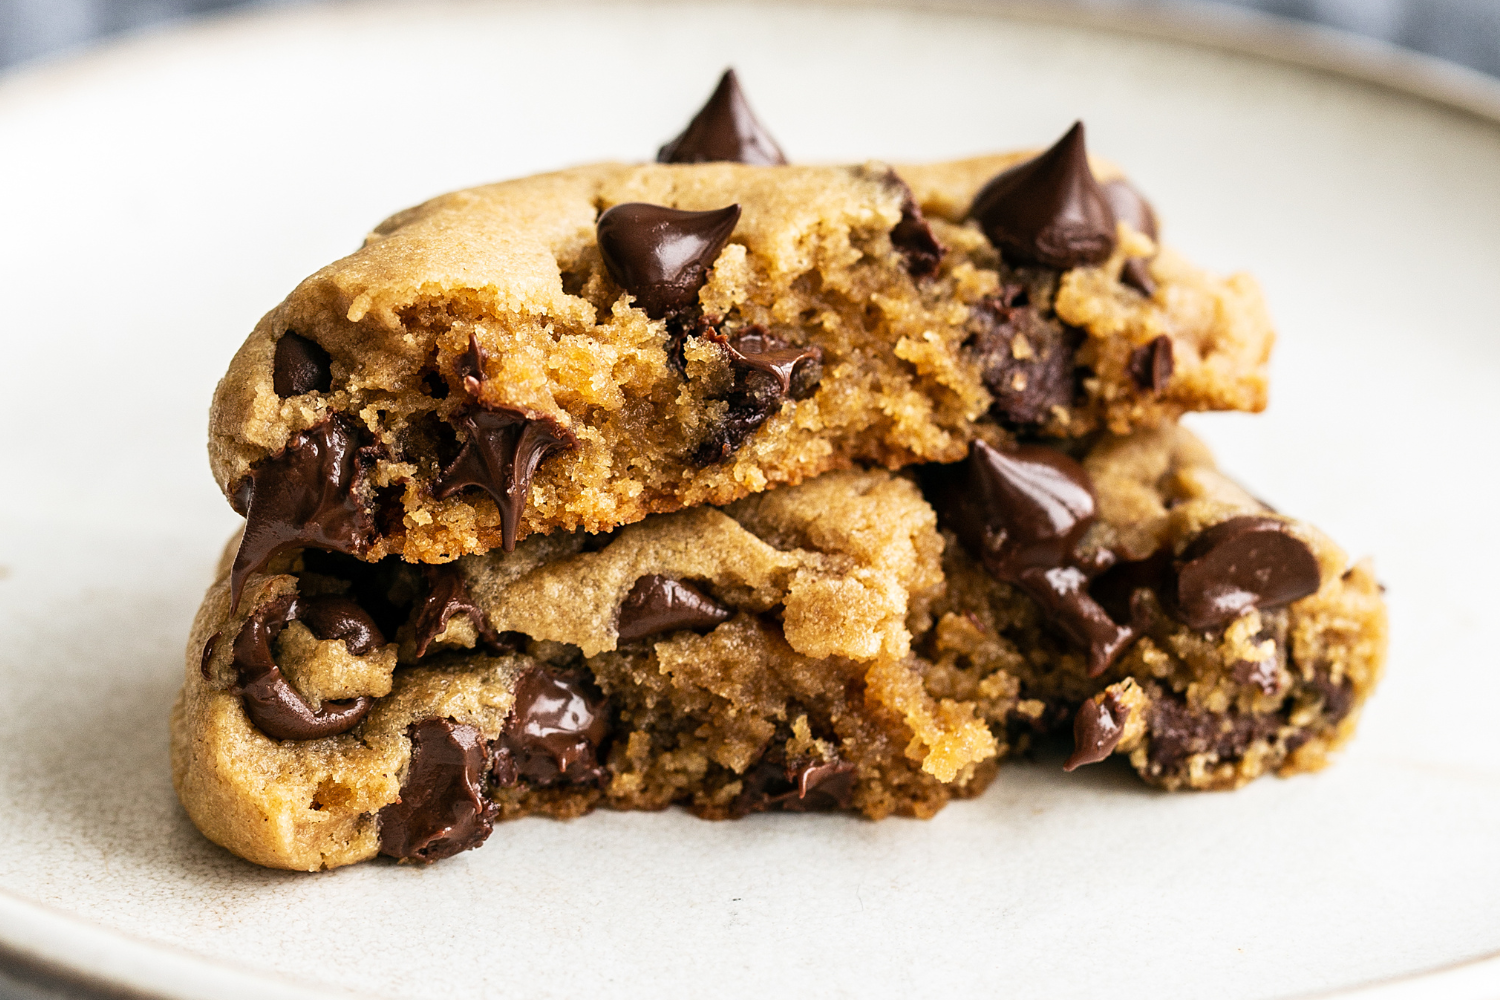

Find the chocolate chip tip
[[657, 68, 788, 166]]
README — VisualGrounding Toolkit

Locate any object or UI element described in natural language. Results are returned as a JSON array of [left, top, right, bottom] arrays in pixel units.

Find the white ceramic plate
[[2, 3, 1498, 998]]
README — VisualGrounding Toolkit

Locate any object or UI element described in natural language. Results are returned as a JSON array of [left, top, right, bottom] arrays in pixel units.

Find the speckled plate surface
[[2, 3, 1498, 998]]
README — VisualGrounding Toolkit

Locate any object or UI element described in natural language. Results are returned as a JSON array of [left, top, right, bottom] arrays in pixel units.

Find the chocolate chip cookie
[[208, 112, 1272, 606], [173, 470, 1007, 871], [919, 424, 1387, 790]]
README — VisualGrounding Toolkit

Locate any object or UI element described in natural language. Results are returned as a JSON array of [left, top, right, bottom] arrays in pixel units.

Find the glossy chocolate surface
[[969, 121, 1117, 270], [596, 202, 741, 319], [616, 575, 733, 643], [491, 668, 610, 787], [228, 417, 373, 612], [1101, 178, 1159, 242], [1064, 692, 1129, 770], [1171, 516, 1321, 630], [411, 562, 504, 658], [657, 68, 788, 166], [231, 594, 376, 741], [434, 406, 578, 552], [926, 441, 1134, 675], [378, 718, 495, 862]]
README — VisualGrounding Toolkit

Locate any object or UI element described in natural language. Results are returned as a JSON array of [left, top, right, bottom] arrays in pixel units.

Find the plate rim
[[1, 1, 1496, 997]]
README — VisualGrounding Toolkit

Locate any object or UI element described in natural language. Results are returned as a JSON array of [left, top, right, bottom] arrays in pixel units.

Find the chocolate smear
[[694, 329, 822, 465], [616, 575, 733, 643], [232, 594, 377, 741], [411, 562, 505, 658], [228, 417, 374, 612], [492, 668, 610, 787], [1170, 516, 1321, 630], [1120, 257, 1157, 298], [886, 174, 945, 279], [1064, 692, 1129, 770], [967, 283, 1081, 425], [378, 718, 496, 862], [434, 406, 578, 552], [272, 332, 332, 397], [1102, 178, 1159, 242], [597, 202, 741, 319], [1128, 334, 1173, 392], [969, 121, 1117, 270], [657, 68, 788, 166], [925, 441, 1135, 675]]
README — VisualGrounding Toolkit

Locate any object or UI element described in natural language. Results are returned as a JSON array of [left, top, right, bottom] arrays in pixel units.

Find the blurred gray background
[[1, 0, 1498, 77]]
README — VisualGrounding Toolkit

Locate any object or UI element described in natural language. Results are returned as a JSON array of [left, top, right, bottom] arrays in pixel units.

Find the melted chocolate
[[1064, 692, 1129, 770], [228, 417, 374, 612], [1170, 516, 1321, 630], [925, 441, 1134, 675], [272, 332, 332, 397], [732, 750, 858, 816], [411, 562, 505, 658], [491, 668, 610, 787], [967, 284, 1081, 425], [1101, 178, 1158, 242], [596, 203, 742, 319], [378, 718, 496, 862], [1120, 257, 1157, 298], [694, 329, 822, 464], [231, 594, 378, 741], [433, 406, 578, 552], [1128, 335, 1173, 392], [616, 575, 733, 643], [657, 68, 788, 166], [1145, 694, 1279, 777], [969, 121, 1117, 270], [885, 174, 944, 279]]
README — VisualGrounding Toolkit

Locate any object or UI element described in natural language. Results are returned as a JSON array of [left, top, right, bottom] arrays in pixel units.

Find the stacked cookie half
[[173, 71, 1387, 870]]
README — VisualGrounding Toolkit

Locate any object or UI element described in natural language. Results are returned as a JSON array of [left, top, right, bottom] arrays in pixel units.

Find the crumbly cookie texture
[[920, 424, 1387, 790], [172, 471, 1005, 872], [208, 148, 1272, 584]]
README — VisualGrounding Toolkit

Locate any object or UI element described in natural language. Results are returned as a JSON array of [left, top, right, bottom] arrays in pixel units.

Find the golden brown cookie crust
[[209, 156, 1272, 565]]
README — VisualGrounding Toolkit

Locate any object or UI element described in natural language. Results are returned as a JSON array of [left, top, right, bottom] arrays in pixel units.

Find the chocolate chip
[[1234, 657, 1282, 697], [433, 406, 578, 552], [1128, 334, 1173, 391], [1063, 692, 1129, 770], [491, 668, 610, 788], [924, 441, 1135, 675], [378, 718, 496, 862], [596, 203, 741, 319], [731, 749, 857, 816], [693, 328, 822, 465], [969, 121, 1117, 270], [1170, 516, 1321, 630], [294, 594, 385, 656], [199, 631, 220, 679], [778, 759, 857, 812], [1307, 673, 1356, 723], [885, 173, 944, 280], [966, 284, 1081, 425], [616, 575, 733, 643], [1144, 693, 1279, 776], [657, 68, 788, 166], [410, 562, 506, 658], [272, 332, 332, 397], [1101, 178, 1158, 242], [228, 417, 375, 612], [1120, 257, 1157, 298], [231, 594, 374, 741], [1090, 550, 1171, 628]]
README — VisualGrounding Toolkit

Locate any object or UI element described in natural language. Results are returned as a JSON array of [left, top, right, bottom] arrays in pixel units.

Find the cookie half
[[208, 135, 1273, 602]]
